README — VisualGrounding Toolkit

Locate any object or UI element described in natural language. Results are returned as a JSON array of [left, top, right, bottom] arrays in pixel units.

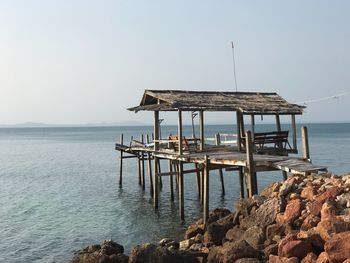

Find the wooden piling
[[137, 152, 141, 186], [301, 126, 310, 160], [238, 167, 244, 198], [141, 134, 145, 189], [236, 111, 242, 151], [215, 133, 225, 196], [178, 110, 184, 220], [195, 163, 201, 197], [245, 131, 257, 197], [199, 110, 204, 151], [153, 111, 159, 209], [276, 114, 281, 131], [169, 160, 174, 201], [146, 134, 153, 196], [291, 114, 297, 151], [203, 155, 209, 224], [119, 133, 123, 186]]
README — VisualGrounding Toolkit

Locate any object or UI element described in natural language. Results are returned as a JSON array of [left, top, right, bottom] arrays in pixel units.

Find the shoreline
[[71, 172, 350, 263]]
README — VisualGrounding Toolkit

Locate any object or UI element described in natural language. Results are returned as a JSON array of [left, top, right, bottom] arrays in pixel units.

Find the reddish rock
[[308, 200, 323, 216], [301, 252, 317, 263], [315, 186, 340, 204], [297, 229, 324, 252], [316, 218, 350, 241], [320, 201, 337, 220], [269, 255, 299, 263], [316, 252, 330, 263], [301, 215, 320, 231], [324, 231, 350, 263], [185, 222, 205, 239], [278, 234, 312, 260], [301, 185, 317, 201], [283, 199, 302, 223]]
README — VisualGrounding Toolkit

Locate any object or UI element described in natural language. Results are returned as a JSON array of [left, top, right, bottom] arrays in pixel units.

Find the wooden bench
[[242, 131, 291, 150], [168, 135, 200, 152]]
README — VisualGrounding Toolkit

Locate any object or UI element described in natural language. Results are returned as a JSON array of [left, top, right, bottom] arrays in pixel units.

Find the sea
[[0, 123, 349, 263]]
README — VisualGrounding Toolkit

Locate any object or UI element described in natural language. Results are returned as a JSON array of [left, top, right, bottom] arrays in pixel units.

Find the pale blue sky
[[1, 0, 350, 125]]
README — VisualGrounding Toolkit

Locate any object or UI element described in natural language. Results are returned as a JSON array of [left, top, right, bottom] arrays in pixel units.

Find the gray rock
[[243, 226, 265, 250]]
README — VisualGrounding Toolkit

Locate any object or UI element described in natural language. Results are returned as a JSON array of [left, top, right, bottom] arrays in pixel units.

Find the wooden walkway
[[115, 128, 327, 222]]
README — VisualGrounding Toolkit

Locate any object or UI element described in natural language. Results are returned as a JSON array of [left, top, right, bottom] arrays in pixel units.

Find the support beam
[[178, 110, 184, 220], [236, 111, 242, 151], [146, 134, 153, 196], [141, 134, 145, 189], [169, 160, 174, 201], [195, 164, 201, 197], [276, 114, 281, 131], [245, 131, 257, 197], [203, 155, 210, 224], [291, 114, 297, 151], [215, 133, 225, 196], [153, 111, 159, 209], [119, 133, 123, 186], [301, 126, 310, 160], [238, 167, 244, 198], [199, 110, 204, 151]]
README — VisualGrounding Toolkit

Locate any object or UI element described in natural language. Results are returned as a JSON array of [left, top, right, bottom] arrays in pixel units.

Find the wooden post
[[301, 126, 310, 160], [178, 110, 184, 220], [141, 134, 145, 189], [240, 113, 245, 138], [245, 131, 257, 197], [147, 134, 153, 196], [251, 114, 255, 137], [282, 171, 288, 180], [153, 111, 159, 209], [137, 152, 141, 185], [215, 133, 225, 196], [157, 159, 163, 189], [238, 167, 244, 198], [203, 155, 210, 224], [169, 160, 174, 201], [291, 114, 297, 151], [199, 110, 204, 151], [119, 133, 123, 186], [195, 164, 201, 198], [276, 114, 281, 131], [236, 111, 241, 151]]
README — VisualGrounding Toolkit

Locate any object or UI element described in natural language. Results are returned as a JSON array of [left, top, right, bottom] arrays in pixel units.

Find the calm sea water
[[0, 123, 349, 263]]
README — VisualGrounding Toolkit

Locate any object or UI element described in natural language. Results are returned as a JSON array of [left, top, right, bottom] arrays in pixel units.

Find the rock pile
[[71, 173, 350, 263]]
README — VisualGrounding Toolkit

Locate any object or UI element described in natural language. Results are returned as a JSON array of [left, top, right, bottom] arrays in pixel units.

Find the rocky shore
[[71, 173, 350, 263]]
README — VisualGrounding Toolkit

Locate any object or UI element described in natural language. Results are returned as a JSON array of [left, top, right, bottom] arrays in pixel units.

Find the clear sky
[[1, 0, 350, 125]]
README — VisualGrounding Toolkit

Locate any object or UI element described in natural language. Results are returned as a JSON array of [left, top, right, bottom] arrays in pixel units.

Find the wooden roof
[[128, 90, 305, 115]]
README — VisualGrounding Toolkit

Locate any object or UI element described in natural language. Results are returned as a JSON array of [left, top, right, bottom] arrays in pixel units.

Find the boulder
[[301, 252, 317, 263], [268, 255, 299, 263], [240, 198, 282, 230], [128, 243, 200, 263], [207, 240, 260, 263], [266, 224, 284, 242], [316, 218, 350, 241], [264, 243, 278, 258], [316, 252, 330, 263], [204, 222, 225, 246], [260, 182, 281, 198], [225, 226, 245, 243], [324, 231, 350, 263], [71, 240, 128, 263], [278, 234, 312, 260], [300, 185, 317, 201], [243, 226, 265, 250], [301, 215, 320, 231], [208, 208, 231, 224], [282, 199, 303, 224], [185, 222, 205, 239], [234, 258, 260, 263]]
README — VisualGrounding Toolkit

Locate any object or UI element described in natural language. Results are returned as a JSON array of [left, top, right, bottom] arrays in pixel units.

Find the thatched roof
[[128, 90, 305, 115]]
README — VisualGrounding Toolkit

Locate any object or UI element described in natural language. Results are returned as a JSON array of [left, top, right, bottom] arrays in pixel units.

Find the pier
[[115, 90, 327, 222]]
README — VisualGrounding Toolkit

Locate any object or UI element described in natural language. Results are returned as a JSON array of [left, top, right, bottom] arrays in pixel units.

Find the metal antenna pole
[[231, 41, 238, 92]]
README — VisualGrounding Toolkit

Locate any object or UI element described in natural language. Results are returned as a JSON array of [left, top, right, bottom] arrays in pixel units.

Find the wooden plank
[[273, 159, 327, 173]]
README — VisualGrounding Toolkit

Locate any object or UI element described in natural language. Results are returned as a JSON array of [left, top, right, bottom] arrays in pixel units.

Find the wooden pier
[[115, 90, 327, 223]]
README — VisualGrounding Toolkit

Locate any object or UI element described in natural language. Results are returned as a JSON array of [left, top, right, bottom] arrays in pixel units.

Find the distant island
[[0, 121, 145, 128]]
